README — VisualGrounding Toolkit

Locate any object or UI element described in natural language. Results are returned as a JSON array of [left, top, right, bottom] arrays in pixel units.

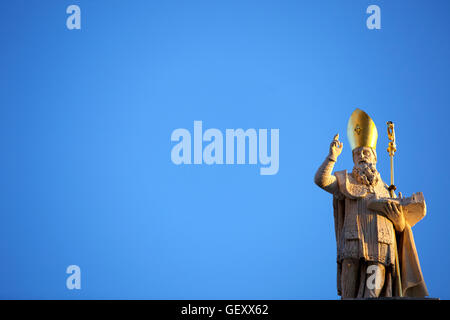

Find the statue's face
[[352, 147, 379, 187], [353, 147, 376, 165]]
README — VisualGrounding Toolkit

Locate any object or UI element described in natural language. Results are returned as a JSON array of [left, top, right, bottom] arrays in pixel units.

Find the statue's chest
[[335, 170, 391, 199], [345, 196, 375, 217], [343, 193, 394, 243]]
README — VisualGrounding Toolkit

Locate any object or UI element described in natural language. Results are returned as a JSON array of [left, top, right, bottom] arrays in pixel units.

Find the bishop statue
[[314, 109, 429, 299]]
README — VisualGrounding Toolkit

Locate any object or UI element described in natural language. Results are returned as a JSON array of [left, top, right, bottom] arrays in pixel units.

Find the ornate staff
[[387, 121, 397, 198], [386, 121, 403, 297]]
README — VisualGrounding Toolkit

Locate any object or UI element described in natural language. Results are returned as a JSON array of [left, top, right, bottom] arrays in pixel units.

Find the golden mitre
[[347, 108, 378, 151]]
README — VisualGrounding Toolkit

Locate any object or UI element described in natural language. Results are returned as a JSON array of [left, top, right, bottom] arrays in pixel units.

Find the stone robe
[[334, 170, 395, 267]]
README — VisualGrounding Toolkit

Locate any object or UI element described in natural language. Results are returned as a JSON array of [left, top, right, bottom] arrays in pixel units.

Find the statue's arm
[[314, 134, 343, 195], [314, 156, 339, 195]]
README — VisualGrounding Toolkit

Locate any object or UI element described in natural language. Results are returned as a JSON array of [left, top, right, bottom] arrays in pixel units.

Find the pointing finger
[[333, 133, 339, 141]]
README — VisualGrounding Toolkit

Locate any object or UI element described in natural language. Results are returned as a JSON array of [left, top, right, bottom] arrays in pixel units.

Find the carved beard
[[352, 162, 380, 187]]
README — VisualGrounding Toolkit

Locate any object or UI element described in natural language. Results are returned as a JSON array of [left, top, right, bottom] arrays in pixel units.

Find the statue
[[314, 108, 429, 299]]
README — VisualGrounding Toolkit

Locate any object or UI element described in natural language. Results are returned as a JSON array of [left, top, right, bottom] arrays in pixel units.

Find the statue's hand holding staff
[[329, 134, 343, 161]]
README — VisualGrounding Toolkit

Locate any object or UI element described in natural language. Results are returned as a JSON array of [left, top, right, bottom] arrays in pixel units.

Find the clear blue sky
[[1, 0, 449, 299]]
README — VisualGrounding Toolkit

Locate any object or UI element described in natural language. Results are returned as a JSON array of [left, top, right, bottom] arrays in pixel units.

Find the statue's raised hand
[[329, 134, 343, 161]]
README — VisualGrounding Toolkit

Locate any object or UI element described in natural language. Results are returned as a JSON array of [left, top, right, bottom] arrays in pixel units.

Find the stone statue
[[314, 108, 429, 299]]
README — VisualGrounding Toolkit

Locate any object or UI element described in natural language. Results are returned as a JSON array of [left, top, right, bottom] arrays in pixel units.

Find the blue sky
[[0, 0, 449, 299]]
